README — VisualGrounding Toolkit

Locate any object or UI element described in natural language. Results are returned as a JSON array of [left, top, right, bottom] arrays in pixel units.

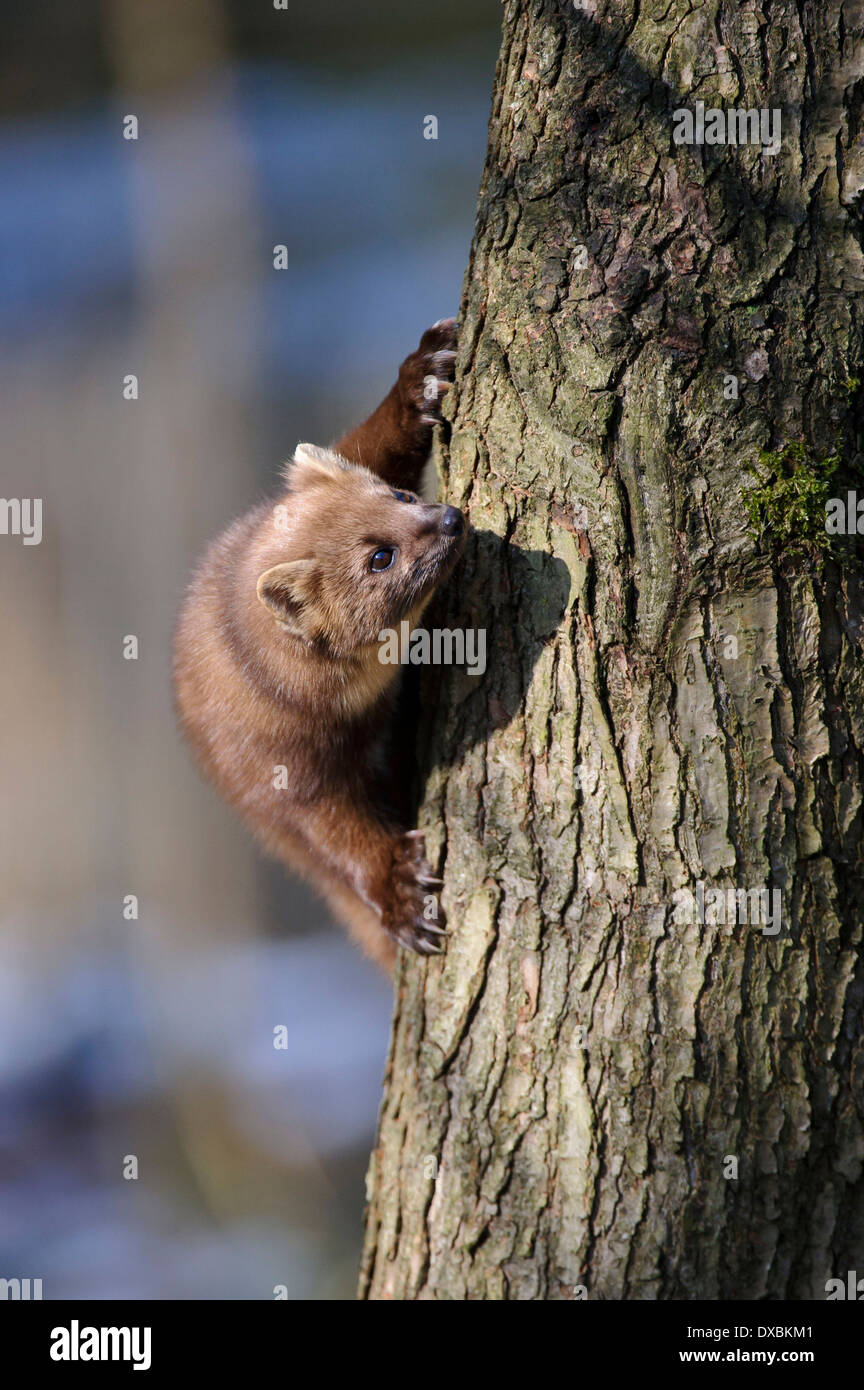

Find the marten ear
[[256, 559, 319, 637], [284, 443, 351, 491]]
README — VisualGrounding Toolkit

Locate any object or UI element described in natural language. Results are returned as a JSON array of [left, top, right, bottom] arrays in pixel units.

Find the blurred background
[[0, 0, 499, 1299]]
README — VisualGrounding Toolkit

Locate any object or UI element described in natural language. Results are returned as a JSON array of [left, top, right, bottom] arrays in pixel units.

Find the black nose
[[441, 506, 464, 537]]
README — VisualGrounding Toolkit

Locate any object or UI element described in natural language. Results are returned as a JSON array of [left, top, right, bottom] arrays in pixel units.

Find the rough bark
[[360, 0, 864, 1300]]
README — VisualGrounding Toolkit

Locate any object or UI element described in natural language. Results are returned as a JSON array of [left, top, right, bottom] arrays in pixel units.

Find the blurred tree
[[360, 0, 864, 1300]]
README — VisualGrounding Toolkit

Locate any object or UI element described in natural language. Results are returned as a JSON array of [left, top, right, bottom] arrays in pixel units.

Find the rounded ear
[[256, 559, 319, 637], [283, 443, 352, 491]]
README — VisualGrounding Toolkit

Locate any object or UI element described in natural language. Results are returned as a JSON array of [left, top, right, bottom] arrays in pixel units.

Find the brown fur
[[174, 321, 464, 970]]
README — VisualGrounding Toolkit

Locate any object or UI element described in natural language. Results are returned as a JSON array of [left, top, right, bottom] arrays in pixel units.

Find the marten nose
[[441, 506, 464, 537]]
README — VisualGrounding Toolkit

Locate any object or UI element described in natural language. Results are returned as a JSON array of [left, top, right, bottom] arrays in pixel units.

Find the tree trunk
[[360, 0, 864, 1300]]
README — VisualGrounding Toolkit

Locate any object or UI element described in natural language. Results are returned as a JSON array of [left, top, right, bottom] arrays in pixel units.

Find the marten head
[[254, 444, 466, 659]]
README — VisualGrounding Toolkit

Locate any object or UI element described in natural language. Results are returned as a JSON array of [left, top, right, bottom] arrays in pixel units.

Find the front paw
[[398, 318, 457, 426], [382, 830, 448, 956]]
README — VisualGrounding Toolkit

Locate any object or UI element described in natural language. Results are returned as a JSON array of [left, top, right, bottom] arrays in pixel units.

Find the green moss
[[742, 439, 841, 555]]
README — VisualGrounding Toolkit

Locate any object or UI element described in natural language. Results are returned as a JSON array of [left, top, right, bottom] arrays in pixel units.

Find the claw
[[417, 875, 444, 889], [419, 320, 457, 356], [413, 936, 445, 955]]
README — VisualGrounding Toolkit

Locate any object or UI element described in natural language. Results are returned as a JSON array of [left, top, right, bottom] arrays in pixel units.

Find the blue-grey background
[[0, 0, 499, 1299]]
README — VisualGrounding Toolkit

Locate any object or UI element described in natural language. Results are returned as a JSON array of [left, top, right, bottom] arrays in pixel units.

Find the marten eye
[[370, 547, 395, 572], [390, 489, 416, 504]]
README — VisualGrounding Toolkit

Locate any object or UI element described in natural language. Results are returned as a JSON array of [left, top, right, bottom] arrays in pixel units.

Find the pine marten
[[174, 320, 465, 970]]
